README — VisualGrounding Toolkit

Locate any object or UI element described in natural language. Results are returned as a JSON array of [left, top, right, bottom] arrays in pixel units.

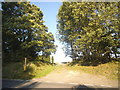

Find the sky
[[31, 2, 72, 63]]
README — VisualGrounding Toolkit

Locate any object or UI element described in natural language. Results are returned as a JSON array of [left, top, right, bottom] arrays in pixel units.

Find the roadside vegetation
[[3, 61, 55, 80], [67, 61, 119, 80]]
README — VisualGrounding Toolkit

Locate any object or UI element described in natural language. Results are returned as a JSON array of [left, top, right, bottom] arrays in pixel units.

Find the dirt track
[[39, 65, 118, 88]]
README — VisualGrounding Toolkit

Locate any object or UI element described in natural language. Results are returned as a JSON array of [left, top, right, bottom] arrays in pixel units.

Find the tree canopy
[[2, 2, 56, 62], [57, 2, 119, 65]]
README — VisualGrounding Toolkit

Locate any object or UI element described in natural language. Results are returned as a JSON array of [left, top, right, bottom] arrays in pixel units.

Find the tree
[[52, 56, 54, 64], [57, 2, 119, 65], [2, 2, 56, 62]]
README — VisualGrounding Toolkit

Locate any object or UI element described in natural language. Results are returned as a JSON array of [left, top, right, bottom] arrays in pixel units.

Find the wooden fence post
[[24, 57, 27, 71]]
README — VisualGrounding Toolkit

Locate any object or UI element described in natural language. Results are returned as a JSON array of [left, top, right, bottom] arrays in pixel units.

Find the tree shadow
[[2, 79, 41, 89], [21, 82, 42, 88]]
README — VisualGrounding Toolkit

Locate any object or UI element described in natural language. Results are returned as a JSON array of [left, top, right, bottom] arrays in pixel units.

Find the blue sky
[[31, 2, 62, 46], [31, 2, 72, 63]]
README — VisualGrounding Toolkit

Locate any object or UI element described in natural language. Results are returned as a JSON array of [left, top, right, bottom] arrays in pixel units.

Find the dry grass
[[3, 61, 55, 80], [67, 61, 119, 80]]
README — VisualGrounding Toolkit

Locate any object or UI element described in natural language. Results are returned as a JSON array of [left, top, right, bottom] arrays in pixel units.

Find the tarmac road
[[2, 79, 119, 90]]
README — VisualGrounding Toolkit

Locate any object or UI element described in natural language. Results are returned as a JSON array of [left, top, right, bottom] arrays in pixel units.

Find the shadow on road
[[21, 82, 42, 88], [2, 79, 41, 89], [2, 80, 119, 90]]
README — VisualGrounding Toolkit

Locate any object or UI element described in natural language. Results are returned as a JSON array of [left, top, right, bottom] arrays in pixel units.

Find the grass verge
[[67, 61, 119, 80], [3, 61, 55, 80]]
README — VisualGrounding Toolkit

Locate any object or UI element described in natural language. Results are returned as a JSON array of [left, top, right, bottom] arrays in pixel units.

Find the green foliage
[[2, 2, 56, 62], [57, 2, 119, 64], [2, 61, 55, 80], [36, 55, 51, 63]]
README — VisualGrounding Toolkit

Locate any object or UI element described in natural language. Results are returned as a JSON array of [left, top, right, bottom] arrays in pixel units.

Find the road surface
[[2, 79, 119, 89], [2, 65, 119, 89]]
